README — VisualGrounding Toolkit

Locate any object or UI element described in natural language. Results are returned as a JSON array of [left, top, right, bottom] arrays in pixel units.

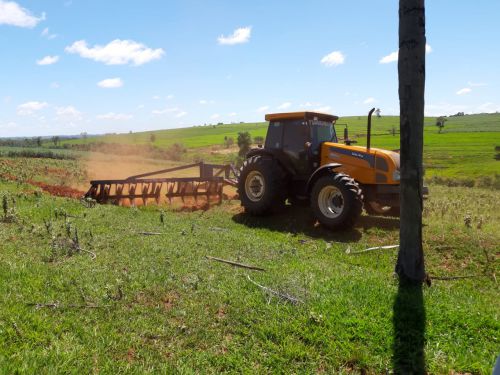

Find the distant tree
[[51, 136, 60, 147], [237, 132, 252, 157], [36, 137, 42, 147], [435, 116, 447, 133], [254, 136, 265, 145], [150, 133, 156, 143], [375, 108, 382, 118]]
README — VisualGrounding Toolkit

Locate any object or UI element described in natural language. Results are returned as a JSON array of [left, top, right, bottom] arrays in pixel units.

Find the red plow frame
[[84, 162, 238, 206]]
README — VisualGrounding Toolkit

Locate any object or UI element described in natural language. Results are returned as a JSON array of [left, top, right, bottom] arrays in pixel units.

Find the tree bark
[[397, 0, 426, 282]]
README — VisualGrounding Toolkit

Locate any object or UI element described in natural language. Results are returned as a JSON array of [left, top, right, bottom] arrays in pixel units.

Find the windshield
[[311, 120, 337, 148]]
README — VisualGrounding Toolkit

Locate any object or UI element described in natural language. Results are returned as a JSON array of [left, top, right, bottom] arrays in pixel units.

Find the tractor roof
[[265, 111, 338, 122]]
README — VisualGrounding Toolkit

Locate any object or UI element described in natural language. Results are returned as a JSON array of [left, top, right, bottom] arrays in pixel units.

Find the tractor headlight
[[393, 170, 401, 181]]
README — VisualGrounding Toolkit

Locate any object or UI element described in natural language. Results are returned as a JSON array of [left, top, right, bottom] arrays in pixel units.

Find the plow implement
[[84, 162, 238, 206]]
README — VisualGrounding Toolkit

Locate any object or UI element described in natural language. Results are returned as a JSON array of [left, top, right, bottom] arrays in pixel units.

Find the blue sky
[[1, 0, 499, 137]]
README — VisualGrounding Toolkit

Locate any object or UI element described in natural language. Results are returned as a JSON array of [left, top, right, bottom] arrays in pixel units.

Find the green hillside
[[60, 113, 500, 186]]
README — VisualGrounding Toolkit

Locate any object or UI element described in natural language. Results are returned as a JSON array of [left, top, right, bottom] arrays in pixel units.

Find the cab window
[[265, 121, 283, 149], [283, 120, 309, 152]]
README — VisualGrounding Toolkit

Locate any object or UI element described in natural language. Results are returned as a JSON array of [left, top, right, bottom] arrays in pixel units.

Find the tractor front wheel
[[311, 174, 362, 230]]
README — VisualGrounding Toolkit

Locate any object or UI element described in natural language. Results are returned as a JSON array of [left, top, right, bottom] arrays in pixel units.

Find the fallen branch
[[27, 301, 109, 310], [79, 248, 96, 260], [206, 256, 265, 271], [137, 231, 163, 236], [246, 275, 303, 305], [430, 274, 489, 281], [347, 244, 399, 255]]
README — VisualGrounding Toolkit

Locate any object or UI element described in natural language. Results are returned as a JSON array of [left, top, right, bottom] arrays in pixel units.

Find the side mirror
[[344, 126, 357, 145]]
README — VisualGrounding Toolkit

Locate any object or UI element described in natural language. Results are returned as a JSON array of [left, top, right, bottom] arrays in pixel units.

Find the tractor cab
[[263, 112, 339, 177]]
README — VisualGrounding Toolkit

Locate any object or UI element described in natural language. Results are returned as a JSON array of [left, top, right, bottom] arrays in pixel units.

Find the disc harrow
[[85, 162, 238, 207]]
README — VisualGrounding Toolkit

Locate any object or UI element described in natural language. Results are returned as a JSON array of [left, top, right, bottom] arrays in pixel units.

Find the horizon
[[1, 1, 499, 137]]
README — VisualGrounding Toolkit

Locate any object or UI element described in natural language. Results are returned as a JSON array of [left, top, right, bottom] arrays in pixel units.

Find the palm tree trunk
[[397, 0, 426, 282]]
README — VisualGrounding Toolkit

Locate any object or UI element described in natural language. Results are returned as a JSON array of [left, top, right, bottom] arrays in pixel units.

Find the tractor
[[237, 108, 417, 229]]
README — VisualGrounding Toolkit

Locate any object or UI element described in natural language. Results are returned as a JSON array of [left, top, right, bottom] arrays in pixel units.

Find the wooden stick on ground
[[246, 275, 303, 305], [430, 274, 488, 281], [137, 232, 163, 236], [206, 256, 265, 271], [347, 245, 399, 255]]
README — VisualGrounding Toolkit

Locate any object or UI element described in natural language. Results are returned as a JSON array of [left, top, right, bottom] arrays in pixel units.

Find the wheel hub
[[318, 185, 344, 218], [245, 171, 265, 202]]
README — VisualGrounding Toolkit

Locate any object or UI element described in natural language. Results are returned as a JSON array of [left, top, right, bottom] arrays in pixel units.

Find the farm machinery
[[85, 108, 428, 229], [84, 162, 239, 206]]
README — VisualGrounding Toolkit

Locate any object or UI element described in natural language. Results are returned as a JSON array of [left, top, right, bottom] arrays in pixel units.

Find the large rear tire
[[238, 156, 287, 215], [311, 173, 362, 230]]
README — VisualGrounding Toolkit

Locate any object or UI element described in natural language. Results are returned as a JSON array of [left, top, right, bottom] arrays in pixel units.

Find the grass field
[[0, 178, 499, 373]]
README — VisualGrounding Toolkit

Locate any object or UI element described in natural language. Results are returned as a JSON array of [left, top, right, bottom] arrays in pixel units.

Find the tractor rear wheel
[[311, 173, 362, 230], [365, 201, 400, 217], [238, 156, 287, 215]]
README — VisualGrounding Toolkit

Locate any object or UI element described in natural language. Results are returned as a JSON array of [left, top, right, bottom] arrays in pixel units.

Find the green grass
[[0, 178, 498, 373]]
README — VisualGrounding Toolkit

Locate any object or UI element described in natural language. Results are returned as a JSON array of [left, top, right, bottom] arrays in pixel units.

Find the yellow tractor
[[238, 108, 413, 229]]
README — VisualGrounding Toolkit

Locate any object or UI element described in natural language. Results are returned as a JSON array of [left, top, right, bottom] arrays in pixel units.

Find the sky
[[1, 0, 499, 137]]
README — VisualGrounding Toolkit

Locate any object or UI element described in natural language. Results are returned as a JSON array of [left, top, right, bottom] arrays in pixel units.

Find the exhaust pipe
[[367, 108, 375, 151]]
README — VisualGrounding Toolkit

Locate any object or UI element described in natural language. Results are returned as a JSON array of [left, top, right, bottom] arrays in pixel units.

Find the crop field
[[1, 113, 499, 373]]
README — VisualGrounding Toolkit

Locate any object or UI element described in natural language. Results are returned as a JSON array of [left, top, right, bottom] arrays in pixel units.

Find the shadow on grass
[[232, 205, 400, 243], [392, 279, 426, 374]]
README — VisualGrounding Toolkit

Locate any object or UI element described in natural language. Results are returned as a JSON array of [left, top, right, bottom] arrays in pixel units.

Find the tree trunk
[[397, 0, 426, 282]]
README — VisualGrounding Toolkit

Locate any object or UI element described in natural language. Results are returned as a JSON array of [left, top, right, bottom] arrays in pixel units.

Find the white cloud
[[379, 51, 399, 64], [50, 82, 60, 89], [166, 94, 174, 100], [175, 111, 187, 118], [152, 107, 179, 115], [210, 113, 220, 119], [55, 106, 82, 120], [97, 77, 123, 89], [41, 27, 56, 39], [228, 112, 237, 117], [314, 106, 332, 113], [320, 51, 345, 67], [477, 102, 500, 113], [17, 101, 48, 115], [380, 44, 432, 64], [65, 39, 164, 66], [425, 103, 468, 117], [0, 1, 45, 28], [218, 26, 251, 45], [96, 112, 132, 121], [256, 105, 269, 112], [363, 97, 376, 104], [456, 87, 471, 95], [277, 102, 291, 110], [299, 102, 320, 108], [199, 99, 215, 105], [36, 55, 59, 65]]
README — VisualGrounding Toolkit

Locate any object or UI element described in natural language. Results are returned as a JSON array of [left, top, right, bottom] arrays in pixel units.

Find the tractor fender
[[306, 163, 343, 192], [245, 148, 296, 176]]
